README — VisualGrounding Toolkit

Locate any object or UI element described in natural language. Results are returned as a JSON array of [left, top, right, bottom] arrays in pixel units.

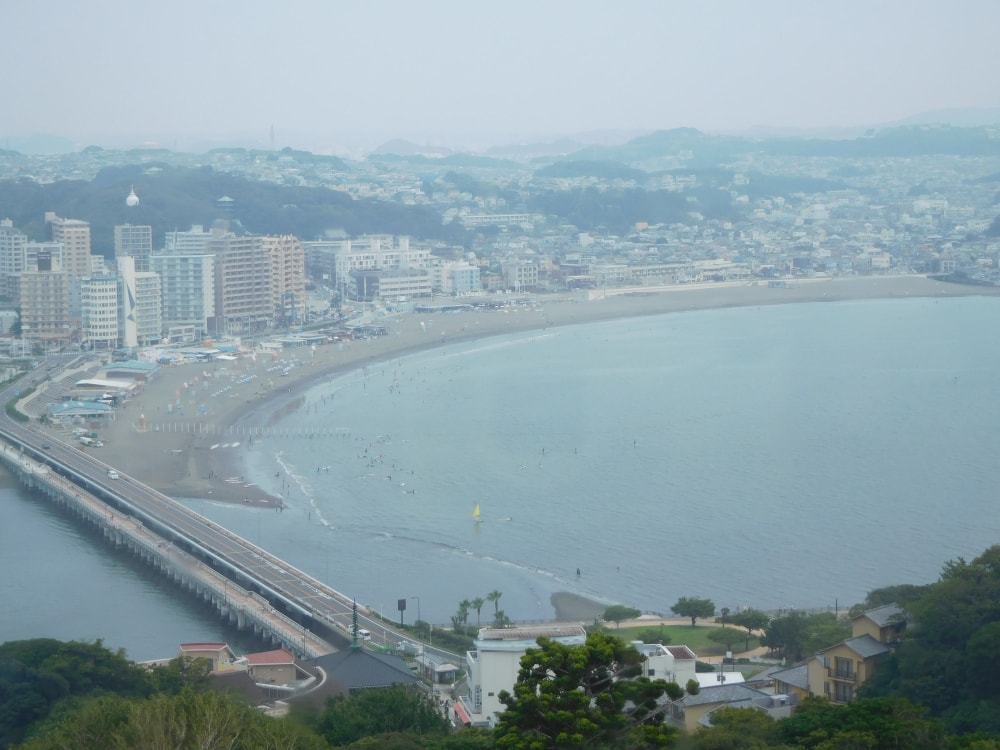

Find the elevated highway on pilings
[[0, 426, 376, 659]]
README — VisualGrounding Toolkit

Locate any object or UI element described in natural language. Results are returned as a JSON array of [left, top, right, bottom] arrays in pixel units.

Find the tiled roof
[[247, 648, 295, 665], [667, 645, 697, 660], [841, 634, 891, 659], [311, 647, 419, 690], [855, 603, 904, 628], [683, 683, 767, 707]]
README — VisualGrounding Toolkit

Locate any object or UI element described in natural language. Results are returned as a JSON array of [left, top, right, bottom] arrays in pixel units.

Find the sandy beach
[[101, 275, 998, 508]]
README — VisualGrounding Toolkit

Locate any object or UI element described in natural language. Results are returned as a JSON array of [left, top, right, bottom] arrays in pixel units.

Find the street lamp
[[411, 596, 421, 625]]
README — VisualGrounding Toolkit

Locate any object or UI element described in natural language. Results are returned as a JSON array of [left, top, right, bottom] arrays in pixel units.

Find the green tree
[[470, 597, 485, 629], [729, 609, 771, 651], [686, 706, 785, 749], [761, 611, 849, 662], [671, 596, 715, 627], [777, 696, 945, 750], [706, 627, 744, 651], [313, 684, 450, 746], [458, 600, 471, 635], [492, 631, 682, 749], [860, 546, 1000, 734], [0, 638, 155, 748], [487, 590, 503, 617], [603, 605, 642, 629], [20, 690, 327, 750]]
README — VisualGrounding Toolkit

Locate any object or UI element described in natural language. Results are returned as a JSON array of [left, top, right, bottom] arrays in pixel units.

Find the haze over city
[[4, 0, 1000, 153]]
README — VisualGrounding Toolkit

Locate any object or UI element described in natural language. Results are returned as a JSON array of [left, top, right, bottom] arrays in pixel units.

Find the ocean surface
[[4, 295, 1000, 658]]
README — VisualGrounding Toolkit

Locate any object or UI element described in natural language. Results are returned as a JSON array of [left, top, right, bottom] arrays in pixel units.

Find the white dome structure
[[126, 185, 139, 207]]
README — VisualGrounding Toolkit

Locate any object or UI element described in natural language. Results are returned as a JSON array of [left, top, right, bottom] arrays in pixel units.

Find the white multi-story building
[[164, 225, 212, 254], [304, 235, 431, 294], [0, 219, 27, 276], [0, 220, 28, 302], [134, 271, 162, 346], [115, 224, 153, 273], [501, 259, 539, 291], [463, 625, 587, 727], [150, 253, 216, 338], [81, 276, 119, 350], [118, 256, 162, 347]]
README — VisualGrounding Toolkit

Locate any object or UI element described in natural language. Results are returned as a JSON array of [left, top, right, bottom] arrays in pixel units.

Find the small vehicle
[[107, 470, 119, 479], [357, 629, 372, 641]]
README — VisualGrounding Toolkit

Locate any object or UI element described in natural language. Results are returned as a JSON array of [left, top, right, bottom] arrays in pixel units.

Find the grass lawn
[[604, 623, 761, 657]]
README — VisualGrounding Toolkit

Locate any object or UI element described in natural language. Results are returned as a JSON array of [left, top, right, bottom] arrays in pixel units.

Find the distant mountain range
[[7, 108, 1000, 158]]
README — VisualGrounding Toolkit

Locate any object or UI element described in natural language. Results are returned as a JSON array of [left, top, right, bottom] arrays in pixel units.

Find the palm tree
[[471, 597, 485, 628], [487, 590, 503, 617], [458, 600, 471, 635]]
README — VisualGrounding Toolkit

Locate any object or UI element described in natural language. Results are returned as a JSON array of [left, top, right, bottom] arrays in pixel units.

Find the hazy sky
[[3, 0, 999, 149]]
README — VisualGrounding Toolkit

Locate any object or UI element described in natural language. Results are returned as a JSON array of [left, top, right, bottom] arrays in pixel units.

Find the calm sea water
[[4, 296, 999, 656]]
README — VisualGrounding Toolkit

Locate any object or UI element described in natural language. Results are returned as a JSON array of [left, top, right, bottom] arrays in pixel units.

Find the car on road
[[107, 470, 119, 479], [41, 443, 51, 450]]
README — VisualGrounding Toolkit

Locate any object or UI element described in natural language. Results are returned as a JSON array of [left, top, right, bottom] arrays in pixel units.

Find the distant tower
[[126, 185, 139, 207]]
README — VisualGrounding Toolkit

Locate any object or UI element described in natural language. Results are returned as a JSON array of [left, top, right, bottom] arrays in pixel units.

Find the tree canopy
[[861, 546, 1000, 735], [492, 631, 682, 749], [603, 605, 642, 629], [671, 597, 716, 627]]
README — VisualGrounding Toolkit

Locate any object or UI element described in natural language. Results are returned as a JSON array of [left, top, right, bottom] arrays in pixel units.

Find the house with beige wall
[[805, 604, 904, 704]]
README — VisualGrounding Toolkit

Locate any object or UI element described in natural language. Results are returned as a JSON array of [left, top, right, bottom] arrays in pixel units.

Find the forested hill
[[566, 124, 1000, 165], [0, 165, 467, 254]]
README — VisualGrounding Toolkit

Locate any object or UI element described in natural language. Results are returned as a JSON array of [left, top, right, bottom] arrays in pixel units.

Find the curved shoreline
[[104, 276, 999, 507]]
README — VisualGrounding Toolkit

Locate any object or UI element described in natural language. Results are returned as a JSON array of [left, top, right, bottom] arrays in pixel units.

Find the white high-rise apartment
[[0, 219, 28, 303], [81, 276, 119, 350], [164, 225, 211, 254], [115, 224, 153, 273], [150, 252, 216, 338], [46, 213, 92, 278], [118, 256, 163, 347], [0, 219, 27, 276]]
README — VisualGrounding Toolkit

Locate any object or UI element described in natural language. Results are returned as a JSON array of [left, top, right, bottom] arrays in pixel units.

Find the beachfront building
[[426, 258, 481, 295], [118, 256, 162, 347], [206, 232, 272, 336], [81, 275, 120, 350], [304, 235, 431, 298], [150, 252, 216, 339], [46, 213, 92, 279], [349, 268, 432, 302], [114, 223, 153, 273], [501, 259, 539, 292], [264, 235, 306, 326], [462, 625, 587, 727]]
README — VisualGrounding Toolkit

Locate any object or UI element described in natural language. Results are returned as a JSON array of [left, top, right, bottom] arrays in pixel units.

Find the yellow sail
[[473, 504, 481, 520]]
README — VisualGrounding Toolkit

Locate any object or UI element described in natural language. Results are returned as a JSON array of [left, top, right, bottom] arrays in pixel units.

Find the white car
[[107, 470, 119, 480]]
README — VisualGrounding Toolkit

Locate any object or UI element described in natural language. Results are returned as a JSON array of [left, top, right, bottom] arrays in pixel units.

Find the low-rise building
[[464, 625, 587, 726]]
